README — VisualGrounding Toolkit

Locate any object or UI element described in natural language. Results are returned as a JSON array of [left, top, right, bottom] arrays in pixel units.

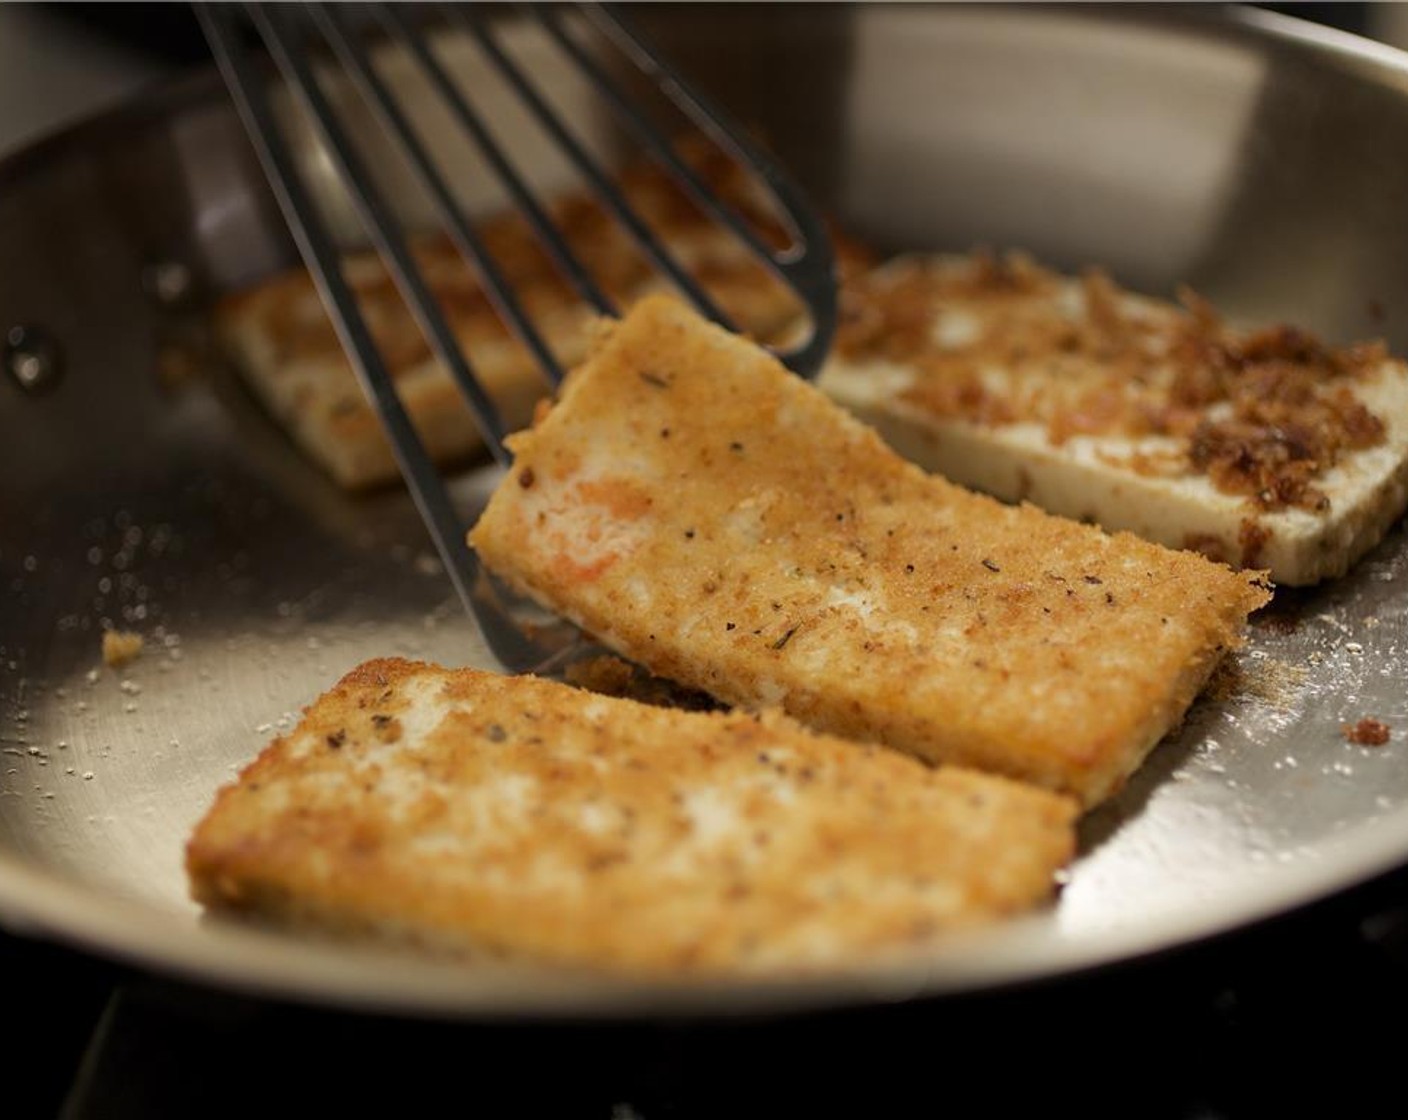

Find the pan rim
[[4, 2, 1408, 1017]]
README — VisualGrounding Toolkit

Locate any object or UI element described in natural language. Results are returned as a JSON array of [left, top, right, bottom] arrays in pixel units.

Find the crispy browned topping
[[1343, 718, 1391, 746], [837, 253, 1392, 513]]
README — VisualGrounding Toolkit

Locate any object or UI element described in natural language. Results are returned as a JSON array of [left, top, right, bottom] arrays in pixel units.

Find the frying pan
[[3, 3, 1408, 1018]]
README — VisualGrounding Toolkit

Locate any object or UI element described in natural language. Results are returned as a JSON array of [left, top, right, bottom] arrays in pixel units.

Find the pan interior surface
[[2, 5, 1408, 1016]]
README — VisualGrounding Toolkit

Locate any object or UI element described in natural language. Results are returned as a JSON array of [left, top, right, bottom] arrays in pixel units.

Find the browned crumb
[[101, 630, 144, 668], [836, 253, 1391, 514], [1343, 718, 1391, 746]]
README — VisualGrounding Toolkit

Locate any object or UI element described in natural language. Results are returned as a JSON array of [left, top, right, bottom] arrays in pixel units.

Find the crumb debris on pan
[[1343, 718, 1391, 746], [186, 658, 1077, 974], [101, 629, 144, 668], [1206, 655, 1308, 711]]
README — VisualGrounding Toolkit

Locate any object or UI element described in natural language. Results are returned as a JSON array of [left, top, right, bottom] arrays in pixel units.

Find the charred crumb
[[486, 723, 508, 743], [1083, 575, 1103, 585], [981, 558, 1001, 573], [326, 730, 346, 749], [517, 467, 536, 489], [772, 626, 799, 650]]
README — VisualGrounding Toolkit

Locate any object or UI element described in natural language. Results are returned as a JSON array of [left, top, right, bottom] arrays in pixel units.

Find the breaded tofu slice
[[217, 140, 870, 489], [186, 658, 1076, 974], [819, 252, 1408, 585], [470, 296, 1270, 807]]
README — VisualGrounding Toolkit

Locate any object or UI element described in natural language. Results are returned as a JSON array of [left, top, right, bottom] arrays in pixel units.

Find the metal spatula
[[198, 1, 839, 673]]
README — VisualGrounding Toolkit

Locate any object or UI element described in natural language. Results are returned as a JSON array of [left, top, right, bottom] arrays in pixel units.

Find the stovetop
[[12, 859, 1408, 1118]]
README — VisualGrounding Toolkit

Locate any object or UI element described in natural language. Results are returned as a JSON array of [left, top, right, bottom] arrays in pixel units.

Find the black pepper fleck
[[981, 558, 1001, 573], [517, 467, 536, 489], [326, 730, 346, 749]]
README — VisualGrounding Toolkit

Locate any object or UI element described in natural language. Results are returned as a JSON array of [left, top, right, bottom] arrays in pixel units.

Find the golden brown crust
[[186, 658, 1076, 974], [216, 139, 874, 489], [471, 297, 1270, 807]]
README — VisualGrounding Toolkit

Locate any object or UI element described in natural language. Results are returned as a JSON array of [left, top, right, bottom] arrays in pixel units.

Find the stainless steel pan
[[4, 4, 1408, 1017]]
